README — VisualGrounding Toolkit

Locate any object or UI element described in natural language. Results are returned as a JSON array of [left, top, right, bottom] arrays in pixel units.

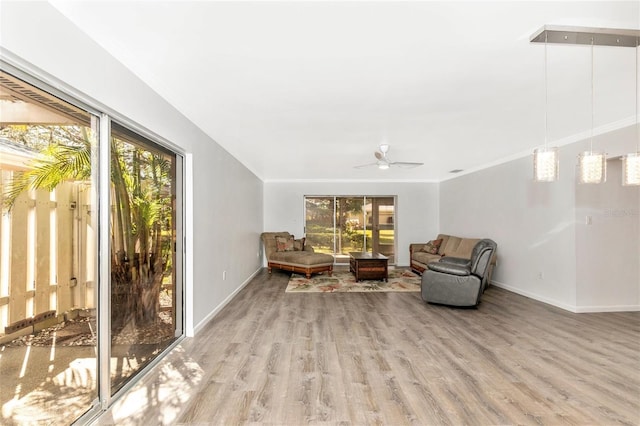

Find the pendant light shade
[[578, 151, 607, 184], [622, 152, 640, 185], [533, 147, 559, 182]]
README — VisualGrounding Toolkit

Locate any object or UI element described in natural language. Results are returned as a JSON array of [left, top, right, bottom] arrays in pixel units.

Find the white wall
[[440, 125, 640, 312], [0, 1, 264, 334], [575, 157, 640, 311], [440, 151, 578, 309], [263, 181, 438, 266]]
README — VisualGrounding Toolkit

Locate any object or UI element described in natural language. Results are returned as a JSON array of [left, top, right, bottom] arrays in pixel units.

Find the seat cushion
[[269, 251, 334, 266], [412, 251, 441, 265], [427, 262, 470, 276]]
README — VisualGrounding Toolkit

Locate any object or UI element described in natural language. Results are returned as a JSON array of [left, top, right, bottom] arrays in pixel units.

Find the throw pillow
[[293, 237, 305, 251], [420, 238, 443, 255], [275, 236, 295, 252]]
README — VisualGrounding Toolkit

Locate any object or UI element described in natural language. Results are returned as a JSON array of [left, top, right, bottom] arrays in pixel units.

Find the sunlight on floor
[[106, 347, 204, 425]]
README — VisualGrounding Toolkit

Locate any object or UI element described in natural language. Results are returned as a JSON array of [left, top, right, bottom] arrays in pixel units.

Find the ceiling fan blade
[[354, 162, 378, 169], [355, 144, 423, 169], [390, 161, 424, 168]]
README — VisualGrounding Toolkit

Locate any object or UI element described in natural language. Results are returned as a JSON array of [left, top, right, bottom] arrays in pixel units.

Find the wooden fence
[[0, 168, 94, 342]]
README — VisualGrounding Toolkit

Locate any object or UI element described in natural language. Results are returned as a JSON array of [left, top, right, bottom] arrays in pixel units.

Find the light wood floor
[[104, 268, 640, 425]]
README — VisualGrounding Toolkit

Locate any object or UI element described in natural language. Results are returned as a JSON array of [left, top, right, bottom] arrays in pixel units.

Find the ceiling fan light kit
[[530, 25, 640, 185]]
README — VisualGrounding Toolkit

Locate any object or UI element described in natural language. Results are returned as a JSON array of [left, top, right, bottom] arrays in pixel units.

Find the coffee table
[[349, 252, 389, 282]]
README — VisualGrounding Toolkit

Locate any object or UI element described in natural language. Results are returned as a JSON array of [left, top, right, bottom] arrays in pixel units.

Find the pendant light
[[622, 44, 640, 186], [578, 38, 607, 184], [533, 32, 559, 182], [531, 26, 640, 185]]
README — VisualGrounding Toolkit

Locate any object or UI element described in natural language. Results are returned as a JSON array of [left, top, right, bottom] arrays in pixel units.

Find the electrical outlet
[[222, 270, 227, 280]]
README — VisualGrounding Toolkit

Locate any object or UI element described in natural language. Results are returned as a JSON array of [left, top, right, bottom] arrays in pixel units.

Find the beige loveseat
[[261, 232, 334, 278], [410, 234, 497, 284]]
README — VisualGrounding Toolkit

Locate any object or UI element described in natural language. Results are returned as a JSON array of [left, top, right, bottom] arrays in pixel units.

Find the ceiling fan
[[355, 144, 424, 170]]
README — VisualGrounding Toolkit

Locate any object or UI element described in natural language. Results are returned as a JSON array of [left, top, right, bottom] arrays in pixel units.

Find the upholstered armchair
[[421, 239, 497, 307]]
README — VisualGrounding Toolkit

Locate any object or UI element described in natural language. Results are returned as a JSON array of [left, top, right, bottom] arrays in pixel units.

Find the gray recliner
[[421, 239, 497, 307]]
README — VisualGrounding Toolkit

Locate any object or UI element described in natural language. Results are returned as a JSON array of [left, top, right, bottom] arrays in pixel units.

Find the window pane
[[371, 197, 395, 263], [109, 122, 180, 393], [0, 70, 98, 423], [336, 197, 365, 263], [304, 197, 334, 255]]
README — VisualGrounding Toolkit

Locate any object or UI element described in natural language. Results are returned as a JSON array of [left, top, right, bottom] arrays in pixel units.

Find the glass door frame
[[106, 119, 185, 396], [96, 118, 186, 416]]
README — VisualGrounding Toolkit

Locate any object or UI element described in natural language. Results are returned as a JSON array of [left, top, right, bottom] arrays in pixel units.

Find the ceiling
[[49, 1, 639, 182]]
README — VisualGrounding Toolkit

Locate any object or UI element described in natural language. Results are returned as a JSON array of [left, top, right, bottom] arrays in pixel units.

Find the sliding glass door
[[0, 67, 184, 424], [109, 123, 181, 394], [304, 196, 396, 264], [0, 70, 100, 423]]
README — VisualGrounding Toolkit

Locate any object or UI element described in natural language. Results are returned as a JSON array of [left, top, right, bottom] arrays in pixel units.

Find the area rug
[[285, 269, 421, 293]]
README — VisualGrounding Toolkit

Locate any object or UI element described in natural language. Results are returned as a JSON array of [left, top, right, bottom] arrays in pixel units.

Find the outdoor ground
[[1, 315, 175, 425]]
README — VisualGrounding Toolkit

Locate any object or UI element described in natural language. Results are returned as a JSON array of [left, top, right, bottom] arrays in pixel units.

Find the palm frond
[[2, 141, 92, 210]]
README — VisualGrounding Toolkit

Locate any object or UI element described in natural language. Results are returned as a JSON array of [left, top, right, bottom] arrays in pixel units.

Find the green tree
[[110, 138, 172, 328]]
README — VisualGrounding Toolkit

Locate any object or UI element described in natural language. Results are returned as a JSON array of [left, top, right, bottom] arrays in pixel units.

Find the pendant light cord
[[590, 37, 594, 154], [634, 40, 640, 153], [544, 32, 548, 147]]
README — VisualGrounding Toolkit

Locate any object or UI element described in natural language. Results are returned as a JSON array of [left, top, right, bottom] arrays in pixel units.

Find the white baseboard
[[192, 267, 262, 336], [574, 305, 640, 313], [491, 280, 640, 313], [491, 280, 578, 312]]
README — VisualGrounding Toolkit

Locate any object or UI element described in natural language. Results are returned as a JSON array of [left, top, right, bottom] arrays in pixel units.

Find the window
[[304, 196, 396, 264]]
